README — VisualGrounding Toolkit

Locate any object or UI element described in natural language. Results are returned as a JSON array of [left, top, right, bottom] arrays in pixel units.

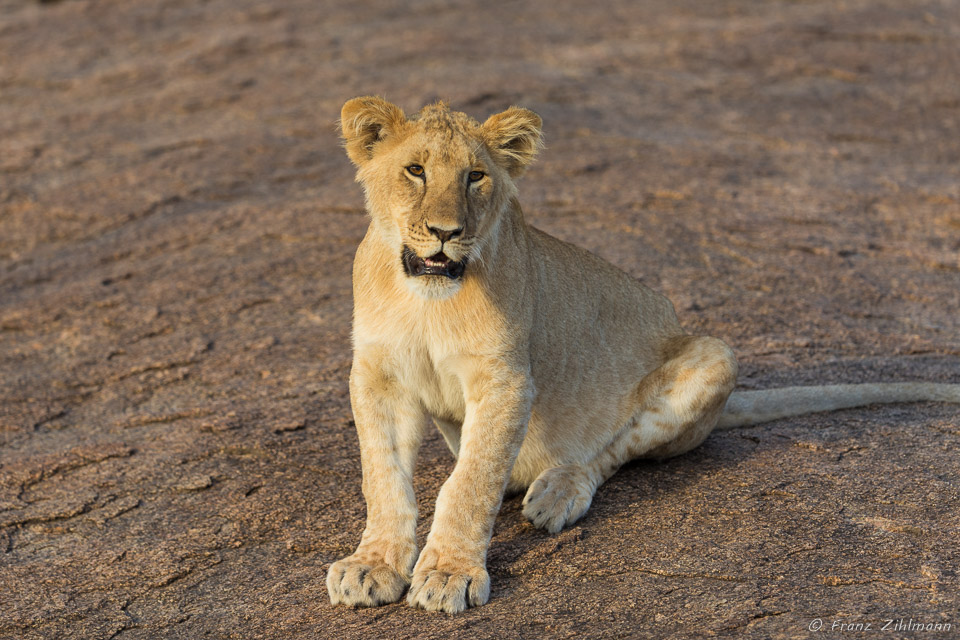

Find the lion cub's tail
[[717, 383, 960, 429]]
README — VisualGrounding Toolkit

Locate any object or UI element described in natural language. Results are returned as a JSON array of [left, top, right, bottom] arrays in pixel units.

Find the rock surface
[[1, 0, 958, 638]]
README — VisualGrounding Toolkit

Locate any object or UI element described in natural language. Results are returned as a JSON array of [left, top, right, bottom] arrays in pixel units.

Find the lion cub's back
[[526, 225, 682, 390]]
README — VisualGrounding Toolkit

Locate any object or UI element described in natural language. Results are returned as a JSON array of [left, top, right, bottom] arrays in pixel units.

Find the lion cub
[[326, 97, 960, 613]]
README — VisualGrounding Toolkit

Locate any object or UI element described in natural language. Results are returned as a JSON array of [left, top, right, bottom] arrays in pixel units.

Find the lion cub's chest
[[384, 337, 466, 440], [415, 352, 466, 421], [401, 344, 467, 455]]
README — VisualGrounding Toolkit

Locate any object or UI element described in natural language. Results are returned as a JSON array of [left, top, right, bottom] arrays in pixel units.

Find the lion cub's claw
[[327, 558, 409, 607], [406, 566, 490, 613], [522, 465, 595, 534]]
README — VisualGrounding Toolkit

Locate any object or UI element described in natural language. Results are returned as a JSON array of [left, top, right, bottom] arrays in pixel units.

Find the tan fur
[[326, 97, 960, 613]]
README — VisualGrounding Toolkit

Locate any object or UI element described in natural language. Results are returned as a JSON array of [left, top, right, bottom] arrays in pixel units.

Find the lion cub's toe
[[327, 558, 409, 607], [522, 464, 595, 534]]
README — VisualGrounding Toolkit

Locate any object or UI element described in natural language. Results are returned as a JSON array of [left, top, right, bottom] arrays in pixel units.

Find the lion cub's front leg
[[326, 354, 424, 607], [406, 364, 533, 613]]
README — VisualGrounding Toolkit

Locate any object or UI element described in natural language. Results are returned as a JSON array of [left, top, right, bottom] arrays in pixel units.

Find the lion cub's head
[[340, 97, 542, 300]]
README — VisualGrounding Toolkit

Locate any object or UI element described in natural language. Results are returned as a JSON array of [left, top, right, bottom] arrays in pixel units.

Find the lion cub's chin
[[403, 275, 464, 301]]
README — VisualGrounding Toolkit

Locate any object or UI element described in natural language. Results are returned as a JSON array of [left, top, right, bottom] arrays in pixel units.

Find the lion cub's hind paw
[[327, 559, 409, 607], [522, 464, 595, 534]]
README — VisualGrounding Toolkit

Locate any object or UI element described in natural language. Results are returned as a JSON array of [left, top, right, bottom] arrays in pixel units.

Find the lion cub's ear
[[481, 107, 544, 177], [340, 96, 407, 167]]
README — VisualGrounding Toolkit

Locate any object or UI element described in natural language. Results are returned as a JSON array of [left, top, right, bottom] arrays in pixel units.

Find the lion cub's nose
[[427, 225, 463, 243]]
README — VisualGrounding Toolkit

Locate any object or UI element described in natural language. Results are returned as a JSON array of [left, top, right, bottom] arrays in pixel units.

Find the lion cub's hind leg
[[629, 335, 738, 460], [522, 335, 737, 533]]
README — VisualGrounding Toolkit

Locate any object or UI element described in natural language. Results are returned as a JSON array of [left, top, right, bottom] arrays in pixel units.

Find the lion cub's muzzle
[[401, 246, 467, 280]]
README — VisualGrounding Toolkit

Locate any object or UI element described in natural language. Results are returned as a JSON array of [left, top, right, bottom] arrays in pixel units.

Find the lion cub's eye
[[468, 171, 485, 182], [406, 165, 424, 177]]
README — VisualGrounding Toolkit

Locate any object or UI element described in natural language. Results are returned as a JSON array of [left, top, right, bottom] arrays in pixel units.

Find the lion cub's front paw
[[326, 557, 409, 607], [522, 464, 595, 534], [405, 551, 490, 613]]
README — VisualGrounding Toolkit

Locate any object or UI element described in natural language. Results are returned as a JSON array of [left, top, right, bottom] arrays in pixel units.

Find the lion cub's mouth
[[401, 246, 467, 280]]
